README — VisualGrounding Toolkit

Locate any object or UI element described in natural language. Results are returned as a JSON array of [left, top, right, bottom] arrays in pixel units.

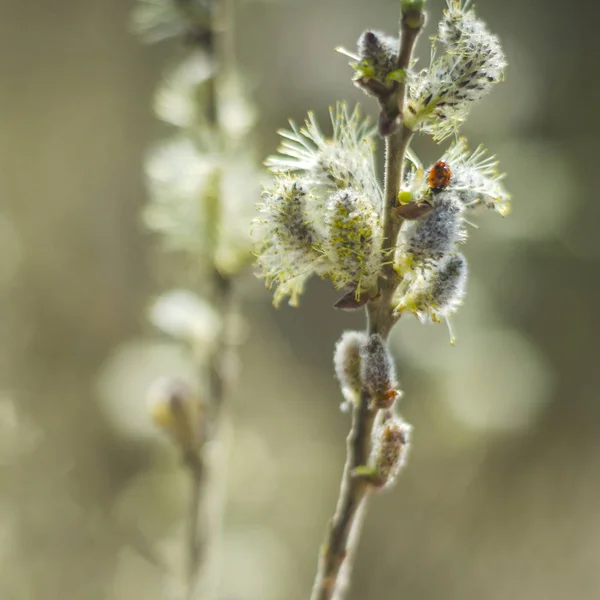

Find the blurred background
[[1, 0, 599, 598]]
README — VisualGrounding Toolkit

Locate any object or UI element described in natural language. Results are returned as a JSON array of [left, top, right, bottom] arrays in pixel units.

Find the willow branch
[[183, 0, 237, 598], [184, 453, 205, 594], [184, 274, 234, 600], [309, 5, 424, 600]]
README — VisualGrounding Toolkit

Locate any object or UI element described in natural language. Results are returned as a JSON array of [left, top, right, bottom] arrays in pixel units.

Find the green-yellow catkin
[[324, 189, 383, 293]]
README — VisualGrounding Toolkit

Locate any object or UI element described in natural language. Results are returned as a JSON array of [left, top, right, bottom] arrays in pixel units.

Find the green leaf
[[386, 69, 406, 84]]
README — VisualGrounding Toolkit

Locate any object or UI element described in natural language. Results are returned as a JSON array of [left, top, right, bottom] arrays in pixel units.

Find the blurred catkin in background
[[0, 0, 600, 599]]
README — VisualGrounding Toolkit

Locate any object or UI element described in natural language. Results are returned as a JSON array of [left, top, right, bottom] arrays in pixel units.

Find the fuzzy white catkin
[[425, 252, 468, 316], [256, 104, 384, 306], [265, 103, 382, 209], [143, 137, 219, 255], [397, 251, 468, 322], [255, 176, 325, 306], [334, 331, 368, 406], [269, 180, 317, 251], [407, 1, 506, 140], [359, 334, 398, 398], [398, 192, 466, 270], [149, 289, 221, 352], [440, 141, 510, 215]]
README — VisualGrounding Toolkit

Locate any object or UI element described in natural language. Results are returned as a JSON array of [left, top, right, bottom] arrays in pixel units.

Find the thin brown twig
[[184, 453, 205, 597], [309, 6, 424, 600], [183, 272, 235, 600], [182, 0, 237, 597], [330, 499, 368, 600]]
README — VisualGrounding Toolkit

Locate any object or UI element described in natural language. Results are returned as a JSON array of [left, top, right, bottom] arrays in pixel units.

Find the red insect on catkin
[[385, 389, 399, 403], [428, 160, 452, 191]]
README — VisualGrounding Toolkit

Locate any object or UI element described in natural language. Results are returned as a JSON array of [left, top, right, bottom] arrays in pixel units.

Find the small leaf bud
[[394, 200, 434, 221], [401, 0, 425, 12], [333, 287, 371, 311], [401, 0, 426, 30]]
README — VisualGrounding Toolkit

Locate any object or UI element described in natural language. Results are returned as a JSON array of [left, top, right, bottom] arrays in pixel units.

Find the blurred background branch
[[133, 0, 258, 597]]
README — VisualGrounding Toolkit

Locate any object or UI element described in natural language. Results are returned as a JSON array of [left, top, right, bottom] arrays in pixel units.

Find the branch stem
[[309, 6, 423, 599], [184, 455, 204, 597], [184, 273, 234, 600], [182, 0, 237, 597]]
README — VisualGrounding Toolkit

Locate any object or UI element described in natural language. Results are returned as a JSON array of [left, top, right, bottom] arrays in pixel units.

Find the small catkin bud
[[334, 331, 368, 409], [147, 377, 202, 453], [358, 31, 398, 70], [360, 334, 400, 408], [401, 0, 425, 14], [371, 416, 411, 489], [354, 31, 400, 97], [324, 189, 383, 292]]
